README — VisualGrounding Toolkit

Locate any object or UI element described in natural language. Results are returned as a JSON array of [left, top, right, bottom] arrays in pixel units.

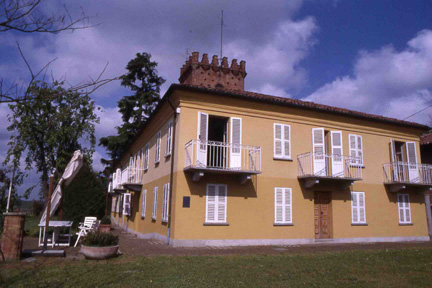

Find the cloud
[[303, 30, 432, 125], [225, 17, 318, 95]]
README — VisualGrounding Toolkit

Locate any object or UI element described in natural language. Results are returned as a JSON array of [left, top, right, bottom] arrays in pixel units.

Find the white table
[[38, 221, 73, 247]]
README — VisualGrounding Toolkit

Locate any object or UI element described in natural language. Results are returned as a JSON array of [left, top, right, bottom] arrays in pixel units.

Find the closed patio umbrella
[[39, 150, 84, 224]]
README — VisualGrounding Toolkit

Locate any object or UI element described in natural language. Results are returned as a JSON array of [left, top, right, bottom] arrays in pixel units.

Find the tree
[[100, 52, 165, 160], [0, 0, 118, 104], [4, 80, 99, 202], [62, 161, 106, 228], [0, 0, 91, 33], [0, 165, 28, 235]]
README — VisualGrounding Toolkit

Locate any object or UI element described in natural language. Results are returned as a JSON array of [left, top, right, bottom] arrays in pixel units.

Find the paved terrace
[[16, 223, 432, 260]]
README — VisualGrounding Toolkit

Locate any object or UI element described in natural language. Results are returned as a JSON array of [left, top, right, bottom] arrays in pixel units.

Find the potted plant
[[80, 231, 119, 260], [99, 215, 112, 233]]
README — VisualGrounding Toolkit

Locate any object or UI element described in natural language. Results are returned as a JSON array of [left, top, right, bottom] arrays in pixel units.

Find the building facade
[[110, 52, 432, 247]]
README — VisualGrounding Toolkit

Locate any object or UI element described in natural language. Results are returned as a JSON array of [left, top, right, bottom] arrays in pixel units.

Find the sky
[[1, 0, 432, 200]]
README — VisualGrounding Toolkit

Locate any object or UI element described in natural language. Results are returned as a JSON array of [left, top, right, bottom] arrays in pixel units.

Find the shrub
[[100, 215, 111, 225], [82, 231, 119, 247], [32, 201, 44, 216]]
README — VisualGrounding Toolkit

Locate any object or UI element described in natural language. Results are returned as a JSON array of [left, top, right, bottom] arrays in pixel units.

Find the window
[[141, 190, 147, 218], [349, 134, 363, 165], [274, 124, 291, 159], [162, 183, 170, 222], [123, 193, 131, 216], [205, 184, 227, 223], [111, 197, 116, 213], [166, 120, 173, 156], [351, 192, 366, 224], [115, 196, 119, 213], [155, 131, 161, 163], [398, 193, 411, 224], [274, 188, 292, 224], [152, 187, 158, 220], [144, 143, 149, 170]]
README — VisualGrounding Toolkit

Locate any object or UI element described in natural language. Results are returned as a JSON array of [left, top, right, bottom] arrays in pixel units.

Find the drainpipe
[[166, 98, 178, 245], [425, 192, 432, 241]]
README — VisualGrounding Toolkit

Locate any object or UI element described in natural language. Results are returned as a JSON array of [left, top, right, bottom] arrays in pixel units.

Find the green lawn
[[2, 248, 432, 287]]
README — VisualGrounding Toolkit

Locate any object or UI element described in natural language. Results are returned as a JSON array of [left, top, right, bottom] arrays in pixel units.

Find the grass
[[1, 248, 432, 287]]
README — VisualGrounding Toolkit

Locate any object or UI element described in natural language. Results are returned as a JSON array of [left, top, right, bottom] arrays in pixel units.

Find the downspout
[[167, 98, 178, 245]]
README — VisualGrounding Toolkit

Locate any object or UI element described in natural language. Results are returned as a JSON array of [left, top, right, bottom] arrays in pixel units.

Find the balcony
[[297, 152, 363, 188], [383, 162, 432, 192], [112, 167, 144, 192], [184, 140, 261, 183]]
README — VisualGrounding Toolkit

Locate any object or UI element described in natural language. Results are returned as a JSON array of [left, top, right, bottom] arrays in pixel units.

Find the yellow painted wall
[[111, 88, 429, 242], [170, 90, 428, 241]]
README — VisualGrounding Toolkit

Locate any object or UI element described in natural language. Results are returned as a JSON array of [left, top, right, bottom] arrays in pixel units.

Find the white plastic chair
[[74, 217, 97, 247]]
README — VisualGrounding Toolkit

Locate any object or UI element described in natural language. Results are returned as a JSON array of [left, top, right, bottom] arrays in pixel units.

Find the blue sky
[[1, 0, 432, 199]]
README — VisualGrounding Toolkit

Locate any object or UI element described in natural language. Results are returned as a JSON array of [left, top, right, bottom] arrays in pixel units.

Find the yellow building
[[110, 52, 432, 247]]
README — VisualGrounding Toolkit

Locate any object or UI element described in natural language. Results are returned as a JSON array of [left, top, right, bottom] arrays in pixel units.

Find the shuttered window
[[349, 134, 363, 165], [155, 131, 161, 163], [112, 197, 116, 213], [144, 143, 149, 170], [123, 193, 131, 216], [162, 183, 170, 222], [152, 187, 158, 220], [274, 188, 292, 224], [141, 190, 147, 218], [205, 184, 227, 223], [274, 124, 291, 159], [166, 120, 173, 156], [351, 192, 366, 224], [397, 193, 411, 224]]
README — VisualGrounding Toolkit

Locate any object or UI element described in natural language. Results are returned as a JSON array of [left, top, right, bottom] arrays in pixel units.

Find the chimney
[[178, 52, 247, 91]]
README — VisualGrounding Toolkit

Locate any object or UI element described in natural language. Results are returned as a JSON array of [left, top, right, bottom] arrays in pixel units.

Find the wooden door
[[314, 192, 332, 239]]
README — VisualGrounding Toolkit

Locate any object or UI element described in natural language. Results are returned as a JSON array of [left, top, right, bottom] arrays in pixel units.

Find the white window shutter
[[274, 124, 282, 158], [217, 185, 227, 222], [198, 112, 209, 145], [155, 131, 161, 163], [274, 188, 284, 223], [330, 131, 343, 156], [166, 120, 173, 156], [162, 183, 170, 222], [351, 192, 358, 223], [283, 126, 291, 158], [406, 142, 417, 165], [357, 136, 363, 164], [206, 185, 216, 222], [312, 128, 325, 154], [358, 192, 365, 223], [152, 187, 158, 220], [284, 188, 292, 223], [141, 190, 147, 218], [145, 144, 149, 170]]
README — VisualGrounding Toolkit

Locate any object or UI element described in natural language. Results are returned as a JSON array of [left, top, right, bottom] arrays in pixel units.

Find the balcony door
[[406, 142, 419, 183], [229, 117, 242, 169], [197, 112, 209, 167], [312, 128, 326, 176], [207, 116, 228, 169], [330, 131, 343, 177]]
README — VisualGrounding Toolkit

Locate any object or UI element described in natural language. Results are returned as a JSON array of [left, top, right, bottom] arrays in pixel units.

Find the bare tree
[[0, 0, 119, 104], [0, 0, 91, 33]]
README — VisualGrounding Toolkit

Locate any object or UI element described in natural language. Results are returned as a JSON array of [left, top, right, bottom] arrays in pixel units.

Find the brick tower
[[179, 52, 246, 91]]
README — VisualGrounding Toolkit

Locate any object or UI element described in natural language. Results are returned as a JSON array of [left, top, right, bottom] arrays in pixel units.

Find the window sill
[[151, 218, 156, 221], [203, 222, 229, 226], [154, 160, 160, 165], [273, 157, 293, 161], [162, 220, 168, 223], [274, 223, 294, 226], [399, 223, 413, 226], [351, 223, 368, 226], [165, 153, 171, 158]]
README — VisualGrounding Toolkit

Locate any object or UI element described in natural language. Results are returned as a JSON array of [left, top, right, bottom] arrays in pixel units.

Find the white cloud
[[225, 17, 318, 96], [95, 105, 122, 140], [304, 30, 432, 125]]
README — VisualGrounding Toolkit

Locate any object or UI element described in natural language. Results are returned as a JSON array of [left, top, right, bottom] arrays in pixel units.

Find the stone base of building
[[112, 217, 429, 247]]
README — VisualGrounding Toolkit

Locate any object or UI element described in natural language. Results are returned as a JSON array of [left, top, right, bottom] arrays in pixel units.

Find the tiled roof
[[421, 133, 432, 145], [170, 84, 430, 130]]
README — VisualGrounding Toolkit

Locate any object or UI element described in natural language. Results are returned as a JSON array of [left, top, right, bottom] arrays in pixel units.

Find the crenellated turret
[[179, 52, 247, 90]]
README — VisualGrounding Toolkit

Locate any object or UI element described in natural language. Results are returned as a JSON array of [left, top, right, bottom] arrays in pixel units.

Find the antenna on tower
[[218, 10, 226, 59]]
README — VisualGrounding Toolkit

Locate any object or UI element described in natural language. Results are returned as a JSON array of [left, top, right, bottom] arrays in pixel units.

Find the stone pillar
[[425, 193, 432, 241], [1, 212, 26, 261]]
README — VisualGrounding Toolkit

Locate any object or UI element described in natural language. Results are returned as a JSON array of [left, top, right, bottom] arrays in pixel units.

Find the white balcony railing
[[111, 167, 144, 190], [383, 162, 432, 185], [298, 152, 362, 180], [185, 140, 261, 173]]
